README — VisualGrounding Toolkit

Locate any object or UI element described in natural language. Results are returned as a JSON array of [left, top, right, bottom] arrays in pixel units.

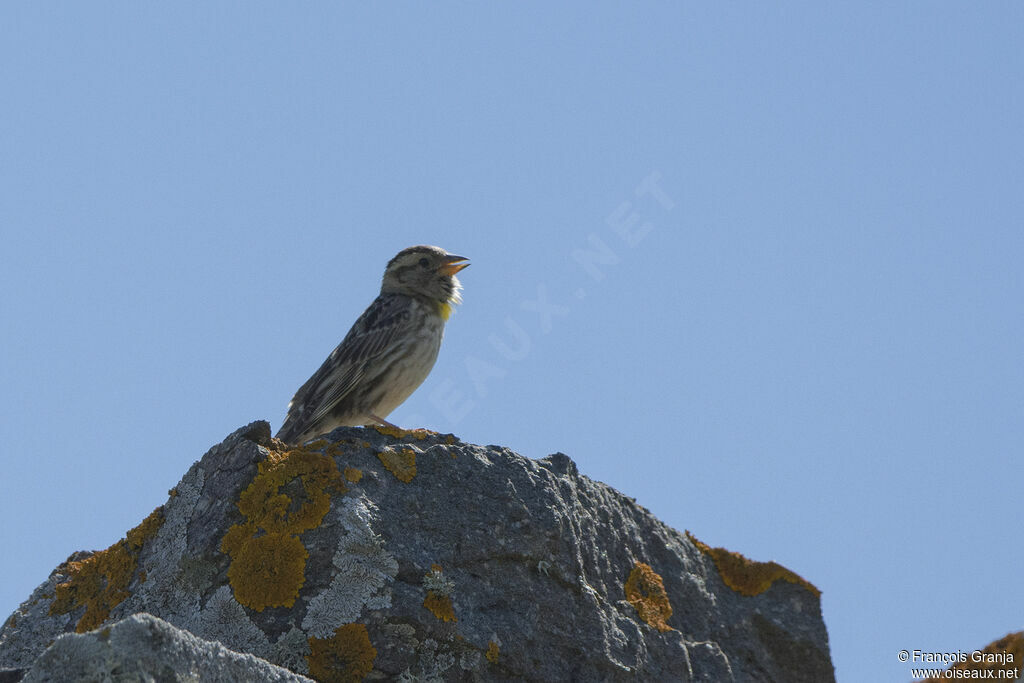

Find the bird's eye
[[418, 257, 430, 268]]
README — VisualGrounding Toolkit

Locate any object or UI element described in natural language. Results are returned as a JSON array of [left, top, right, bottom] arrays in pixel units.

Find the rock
[[920, 631, 1023, 682], [0, 421, 836, 681], [19, 613, 310, 683]]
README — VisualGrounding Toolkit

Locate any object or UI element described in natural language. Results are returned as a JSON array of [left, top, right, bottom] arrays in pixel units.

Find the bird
[[275, 245, 469, 444]]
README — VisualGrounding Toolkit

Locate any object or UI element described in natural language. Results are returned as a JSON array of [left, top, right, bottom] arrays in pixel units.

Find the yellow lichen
[[125, 507, 165, 549], [922, 632, 1024, 683], [423, 591, 457, 622], [50, 507, 165, 632], [373, 425, 413, 439], [377, 447, 417, 483], [223, 533, 309, 610], [422, 564, 456, 621], [220, 443, 347, 611], [486, 641, 500, 664], [307, 623, 377, 683], [686, 531, 820, 598], [373, 424, 430, 440], [624, 562, 673, 632], [344, 466, 363, 483], [372, 425, 457, 445]]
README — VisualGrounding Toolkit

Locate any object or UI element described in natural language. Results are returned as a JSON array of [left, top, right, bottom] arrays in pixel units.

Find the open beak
[[439, 254, 470, 276]]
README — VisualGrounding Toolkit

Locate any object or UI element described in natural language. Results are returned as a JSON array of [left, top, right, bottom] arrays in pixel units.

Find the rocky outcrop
[[0, 421, 835, 681], [16, 613, 310, 683]]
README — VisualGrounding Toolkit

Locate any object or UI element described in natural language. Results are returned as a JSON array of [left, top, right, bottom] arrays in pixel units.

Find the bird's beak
[[439, 255, 470, 276]]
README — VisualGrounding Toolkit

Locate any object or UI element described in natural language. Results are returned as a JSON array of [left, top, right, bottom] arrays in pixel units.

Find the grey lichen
[[301, 495, 398, 638], [192, 586, 271, 661], [116, 464, 273, 662], [397, 637, 459, 683], [271, 626, 312, 675], [123, 464, 205, 625], [0, 573, 69, 669], [422, 567, 455, 597], [459, 649, 481, 671]]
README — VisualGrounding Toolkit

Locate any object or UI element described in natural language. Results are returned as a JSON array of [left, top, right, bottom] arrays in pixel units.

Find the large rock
[[0, 421, 835, 681], [18, 613, 310, 683]]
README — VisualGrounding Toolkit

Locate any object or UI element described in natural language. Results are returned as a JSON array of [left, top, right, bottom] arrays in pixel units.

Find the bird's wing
[[278, 294, 414, 440]]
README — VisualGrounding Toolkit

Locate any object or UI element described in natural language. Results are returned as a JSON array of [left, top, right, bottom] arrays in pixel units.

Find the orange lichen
[[220, 443, 347, 611], [624, 562, 673, 632], [125, 507, 165, 549], [373, 424, 426, 440], [307, 623, 377, 683], [376, 447, 417, 483], [486, 641, 500, 664], [344, 466, 363, 483], [922, 632, 1024, 683], [422, 564, 456, 622], [223, 533, 309, 610], [686, 531, 820, 597], [423, 591, 457, 622], [372, 425, 458, 444], [50, 507, 165, 632]]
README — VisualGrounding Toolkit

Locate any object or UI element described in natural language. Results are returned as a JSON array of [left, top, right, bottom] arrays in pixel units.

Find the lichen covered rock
[[20, 613, 310, 683], [0, 420, 836, 681]]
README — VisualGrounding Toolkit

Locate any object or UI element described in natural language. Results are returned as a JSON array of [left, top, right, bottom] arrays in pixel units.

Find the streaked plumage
[[276, 245, 468, 444]]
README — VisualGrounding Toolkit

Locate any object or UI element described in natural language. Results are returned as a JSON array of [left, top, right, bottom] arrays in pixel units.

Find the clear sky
[[2, 4, 1021, 682]]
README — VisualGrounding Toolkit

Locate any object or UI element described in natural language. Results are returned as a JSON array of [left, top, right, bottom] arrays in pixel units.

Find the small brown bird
[[276, 245, 469, 444]]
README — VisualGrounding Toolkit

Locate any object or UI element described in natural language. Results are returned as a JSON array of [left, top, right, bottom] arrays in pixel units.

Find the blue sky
[[2, 4, 1022, 681]]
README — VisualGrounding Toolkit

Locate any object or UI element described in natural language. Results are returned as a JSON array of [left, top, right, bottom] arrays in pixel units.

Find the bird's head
[[381, 245, 469, 314]]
